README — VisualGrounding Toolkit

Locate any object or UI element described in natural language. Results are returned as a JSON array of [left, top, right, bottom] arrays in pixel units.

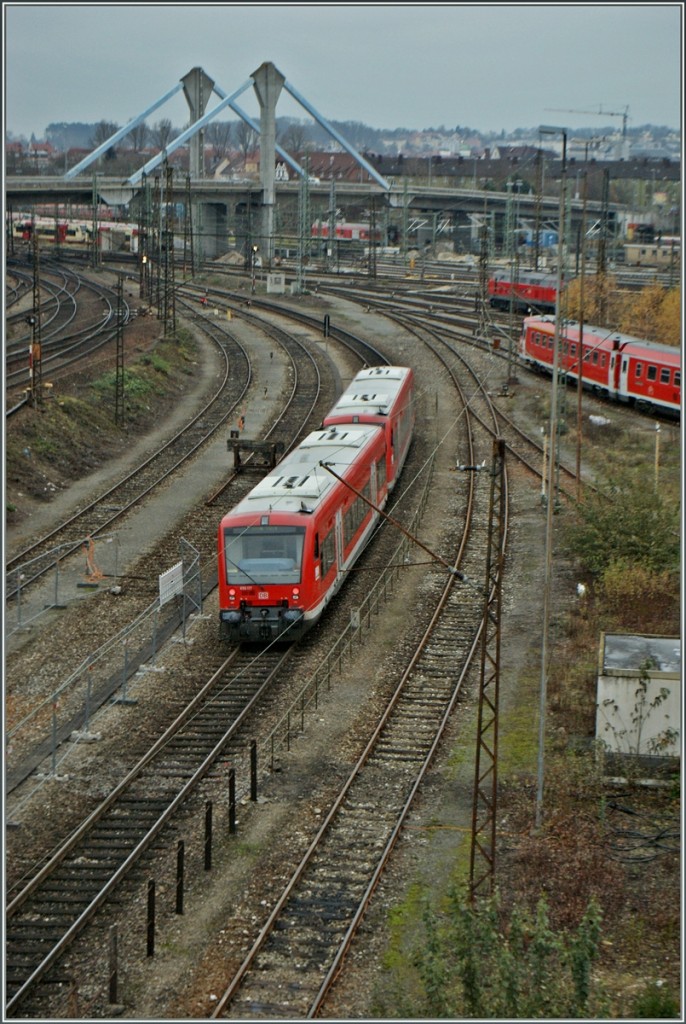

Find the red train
[[520, 316, 681, 416], [311, 222, 382, 242], [217, 366, 415, 643], [488, 271, 559, 313]]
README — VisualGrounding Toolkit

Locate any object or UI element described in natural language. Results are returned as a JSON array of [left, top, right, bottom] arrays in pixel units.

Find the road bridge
[[5, 61, 620, 260], [6, 175, 615, 259]]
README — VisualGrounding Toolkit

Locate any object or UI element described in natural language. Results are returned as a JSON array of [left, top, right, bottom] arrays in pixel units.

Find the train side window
[[601, 354, 606, 367], [583, 347, 590, 361], [660, 368, 670, 385], [634, 362, 642, 377], [320, 530, 336, 577], [592, 351, 598, 365], [377, 455, 387, 491], [314, 533, 319, 559], [674, 371, 680, 387], [570, 343, 577, 357], [647, 365, 658, 382]]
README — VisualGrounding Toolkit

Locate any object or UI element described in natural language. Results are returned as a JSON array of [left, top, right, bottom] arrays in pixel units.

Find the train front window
[[224, 526, 305, 584]]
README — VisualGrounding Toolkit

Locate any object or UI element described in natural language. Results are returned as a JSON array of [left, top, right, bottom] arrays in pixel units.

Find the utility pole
[[533, 148, 543, 271], [469, 438, 506, 902], [327, 174, 337, 273], [576, 172, 588, 499], [597, 169, 610, 322], [29, 222, 43, 408], [151, 174, 162, 311], [162, 163, 176, 337], [138, 172, 151, 302], [368, 195, 377, 279], [114, 274, 125, 425], [477, 205, 490, 339], [91, 173, 100, 270], [296, 160, 310, 294], [183, 173, 195, 279], [536, 125, 568, 830]]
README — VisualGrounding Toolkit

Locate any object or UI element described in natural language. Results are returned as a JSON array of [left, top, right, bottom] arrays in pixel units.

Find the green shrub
[[631, 980, 680, 1018]]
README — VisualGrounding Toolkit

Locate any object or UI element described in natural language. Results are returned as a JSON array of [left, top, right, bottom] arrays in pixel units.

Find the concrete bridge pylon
[[251, 62, 285, 264], [181, 67, 216, 179]]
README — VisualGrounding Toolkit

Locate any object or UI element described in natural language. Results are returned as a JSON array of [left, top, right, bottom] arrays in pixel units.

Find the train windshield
[[224, 525, 305, 584]]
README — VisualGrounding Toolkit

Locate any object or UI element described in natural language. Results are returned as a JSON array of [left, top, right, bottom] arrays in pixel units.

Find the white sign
[[159, 561, 183, 606]]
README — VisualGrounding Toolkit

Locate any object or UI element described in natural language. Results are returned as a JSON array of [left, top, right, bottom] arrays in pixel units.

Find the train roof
[[523, 316, 680, 359], [222, 423, 383, 520], [325, 366, 412, 418]]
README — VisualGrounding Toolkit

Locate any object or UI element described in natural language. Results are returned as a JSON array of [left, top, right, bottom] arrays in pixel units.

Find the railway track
[[208, 324, 506, 1018], [5, 642, 294, 1015], [5, 304, 248, 596], [4, 278, 585, 1017], [5, 260, 135, 393], [5, 307, 331, 788], [4, 394, 436, 1016]]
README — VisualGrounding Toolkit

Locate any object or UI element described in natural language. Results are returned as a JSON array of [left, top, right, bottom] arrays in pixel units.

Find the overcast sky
[[3, 3, 683, 141]]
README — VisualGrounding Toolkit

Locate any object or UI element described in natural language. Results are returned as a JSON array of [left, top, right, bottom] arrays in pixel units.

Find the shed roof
[[602, 633, 681, 674]]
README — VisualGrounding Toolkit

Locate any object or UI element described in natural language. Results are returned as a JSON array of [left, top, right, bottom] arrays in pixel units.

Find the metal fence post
[[146, 880, 155, 957], [108, 925, 118, 1004], [176, 840, 184, 915]]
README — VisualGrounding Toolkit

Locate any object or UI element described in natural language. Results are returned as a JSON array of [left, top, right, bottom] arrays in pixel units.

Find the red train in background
[[311, 221, 382, 242], [218, 366, 415, 643], [488, 270, 560, 313], [520, 315, 680, 416]]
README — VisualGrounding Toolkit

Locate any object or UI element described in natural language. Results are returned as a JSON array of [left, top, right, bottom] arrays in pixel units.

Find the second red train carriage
[[520, 316, 680, 416]]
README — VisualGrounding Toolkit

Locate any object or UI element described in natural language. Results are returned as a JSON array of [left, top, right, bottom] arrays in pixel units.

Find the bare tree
[[278, 121, 310, 155], [150, 118, 175, 151], [91, 120, 120, 160], [205, 120, 233, 158], [127, 121, 149, 152], [235, 121, 258, 162]]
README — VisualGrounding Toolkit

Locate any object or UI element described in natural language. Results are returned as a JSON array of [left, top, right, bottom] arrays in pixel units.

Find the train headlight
[[228, 588, 236, 602], [292, 588, 300, 600]]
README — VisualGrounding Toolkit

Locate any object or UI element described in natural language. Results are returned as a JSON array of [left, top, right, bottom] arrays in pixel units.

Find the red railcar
[[311, 222, 381, 242], [520, 316, 680, 416], [321, 365, 415, 492], [488, 271, 559, 313], [217, 366, 415, 644]]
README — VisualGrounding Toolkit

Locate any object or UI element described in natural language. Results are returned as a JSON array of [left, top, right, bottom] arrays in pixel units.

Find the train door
[[335, 510, 345, 581], [618, 355, 631, 404], [370, 461, 378, 507]]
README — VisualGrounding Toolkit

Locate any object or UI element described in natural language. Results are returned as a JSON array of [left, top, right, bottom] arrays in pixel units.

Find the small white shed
[[596, 633, 681, 758]]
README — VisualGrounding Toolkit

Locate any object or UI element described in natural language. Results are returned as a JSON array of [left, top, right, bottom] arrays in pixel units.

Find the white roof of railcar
[[326, 366, 411, 417], [226, 423, 382, 517]]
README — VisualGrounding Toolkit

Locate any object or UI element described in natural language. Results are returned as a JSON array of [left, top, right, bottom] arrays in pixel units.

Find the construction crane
[[546, 105, 630, 140]]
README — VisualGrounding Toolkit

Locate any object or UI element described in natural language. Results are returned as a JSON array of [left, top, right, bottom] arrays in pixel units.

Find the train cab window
[[660, 368, 670, 385], [224, 525, 305, 584], [647, 366, 658, 382]]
